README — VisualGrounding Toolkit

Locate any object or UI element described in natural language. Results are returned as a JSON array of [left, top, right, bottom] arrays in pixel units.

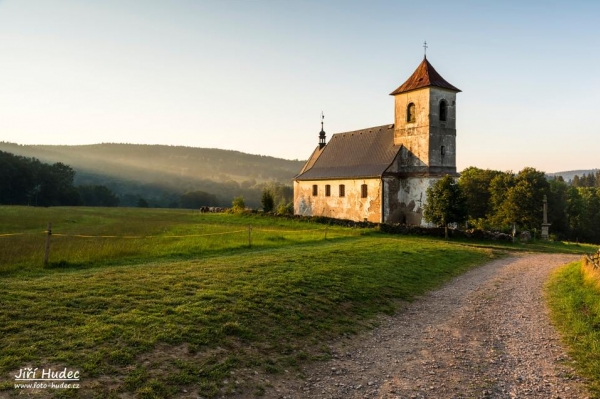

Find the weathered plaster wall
[[294, 178, 382, 223], [383, 176, 438, 226], [392, 87, 457, 174], [428, 88, 457, 173], [393, 89, 430, 170]]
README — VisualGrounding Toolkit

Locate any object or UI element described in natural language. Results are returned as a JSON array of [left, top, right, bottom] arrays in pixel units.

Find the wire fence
[[0, 222, 350, 267]]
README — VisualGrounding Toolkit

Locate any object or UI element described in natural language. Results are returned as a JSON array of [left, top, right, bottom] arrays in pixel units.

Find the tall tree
[[459, 167, 502, 224], [260, 188, 275, 213], [490, 167, 549, 230], [547, 177, 569, 238], [423, 175, 468, 239]]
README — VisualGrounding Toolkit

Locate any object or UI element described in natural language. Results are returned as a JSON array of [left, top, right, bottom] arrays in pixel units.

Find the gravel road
[[263, 253, 589, 399]]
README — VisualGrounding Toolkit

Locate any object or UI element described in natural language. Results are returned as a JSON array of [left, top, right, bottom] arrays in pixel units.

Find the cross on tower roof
[[423, 40, 428, 58]]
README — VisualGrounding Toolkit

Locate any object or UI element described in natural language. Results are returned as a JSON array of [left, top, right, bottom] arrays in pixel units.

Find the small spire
[[319, 111, 326, 149], [321, 111, 324, 131], [423, 40, 428, 58]]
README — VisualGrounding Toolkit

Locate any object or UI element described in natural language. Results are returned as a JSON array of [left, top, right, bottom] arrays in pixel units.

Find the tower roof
[[390, 57, 461, 95]]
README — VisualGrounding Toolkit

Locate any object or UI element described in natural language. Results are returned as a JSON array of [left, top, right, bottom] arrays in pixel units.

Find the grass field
[[0, 206, 595, 398], [0, 206, 359, 275], [546, 261, 600, 398]]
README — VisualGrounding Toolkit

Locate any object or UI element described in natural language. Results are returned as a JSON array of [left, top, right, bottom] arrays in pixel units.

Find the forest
[[458, 167, 600, 243]]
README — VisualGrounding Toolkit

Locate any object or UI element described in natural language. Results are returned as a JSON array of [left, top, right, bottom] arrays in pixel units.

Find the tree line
[[571, 170, 600, 188], [0, 151, 119, 207], [425, 167, 600, 244]]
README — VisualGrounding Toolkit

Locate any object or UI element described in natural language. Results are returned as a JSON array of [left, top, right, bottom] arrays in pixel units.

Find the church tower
[[390, 56, 460, 176]]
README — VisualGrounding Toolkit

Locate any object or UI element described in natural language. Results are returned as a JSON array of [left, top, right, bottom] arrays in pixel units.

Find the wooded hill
[[548, 170, 599, 183], [0, 142, 305, 208]]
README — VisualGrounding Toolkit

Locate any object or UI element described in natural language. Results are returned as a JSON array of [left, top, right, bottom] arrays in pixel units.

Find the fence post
[[248, 225, 252, 247], [43, 222, 52, 266], [324, 225, 328, 240]]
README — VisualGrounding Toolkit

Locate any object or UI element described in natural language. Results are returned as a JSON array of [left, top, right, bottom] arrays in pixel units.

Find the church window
[[325, 184, 331, 197], [407, 103, 416, 123], [312, 185, 318, 196], [339, 184, 345, 197], [439, 100, 448, 122], [361, 184, 368, 198], [441, 145, 446, 156]]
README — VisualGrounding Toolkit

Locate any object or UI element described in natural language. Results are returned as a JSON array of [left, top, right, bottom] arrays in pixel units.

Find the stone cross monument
[[541, 195, 551, 240]]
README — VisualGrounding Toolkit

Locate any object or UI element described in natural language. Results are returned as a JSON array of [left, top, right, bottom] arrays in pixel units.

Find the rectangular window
[[339, 184, 345, 197], [312, 184, 318, 196], [361, 184, 368, 198], [325, 184, 331, 197]]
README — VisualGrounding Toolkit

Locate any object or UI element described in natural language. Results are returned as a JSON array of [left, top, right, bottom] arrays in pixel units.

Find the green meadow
[[0, 206, 594, 398], [0, 206, 357, 274]]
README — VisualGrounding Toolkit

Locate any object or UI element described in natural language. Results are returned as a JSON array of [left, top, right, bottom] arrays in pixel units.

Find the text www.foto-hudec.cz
[[13, 367, 80, 389]]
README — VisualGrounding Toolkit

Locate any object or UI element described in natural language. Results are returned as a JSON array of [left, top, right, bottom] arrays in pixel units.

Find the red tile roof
[[390, 57, 460, 95]]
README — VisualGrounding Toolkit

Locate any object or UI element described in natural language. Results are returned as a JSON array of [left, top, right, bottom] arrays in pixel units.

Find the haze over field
[[0, 142, 303, 208]]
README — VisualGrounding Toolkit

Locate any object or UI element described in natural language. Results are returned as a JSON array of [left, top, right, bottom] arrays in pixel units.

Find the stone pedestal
[[541, 223, 551, 241], [541, 195, 551, 241]]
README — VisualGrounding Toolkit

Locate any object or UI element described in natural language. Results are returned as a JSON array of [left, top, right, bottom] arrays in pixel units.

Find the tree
[[260, 188, 275, 212], [489, 167, 549, 230], [231, 196, 245, 213], [488, 171, 515, 227], [579, 188, 600, 243], [566, 186, 584, 240], [36, 162, 80, 206], [423, 175, 467, 239], [547, 177, 568, 238], [277, 202, 293, 215], [137, 198, 149, 208], [459, 167, 503, 224]]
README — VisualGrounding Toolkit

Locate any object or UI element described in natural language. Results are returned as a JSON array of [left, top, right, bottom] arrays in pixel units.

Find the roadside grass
[[452, 237, 597, 255], [0, 207, 498, 398], [546, 261, 600, 398]]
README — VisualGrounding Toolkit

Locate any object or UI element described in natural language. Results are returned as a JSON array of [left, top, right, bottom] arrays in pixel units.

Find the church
[[293, 55, 461, 225]]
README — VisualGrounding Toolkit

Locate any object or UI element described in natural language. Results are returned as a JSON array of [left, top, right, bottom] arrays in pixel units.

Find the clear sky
[[0, 0, 598, 173]]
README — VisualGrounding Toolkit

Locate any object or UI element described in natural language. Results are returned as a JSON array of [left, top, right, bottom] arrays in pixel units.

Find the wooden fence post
[[43, 222, 52, 266], [248, 225, 252, 247]]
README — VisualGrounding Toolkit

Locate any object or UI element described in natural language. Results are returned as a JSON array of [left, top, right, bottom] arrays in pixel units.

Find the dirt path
[[262, 253, 589, 399]]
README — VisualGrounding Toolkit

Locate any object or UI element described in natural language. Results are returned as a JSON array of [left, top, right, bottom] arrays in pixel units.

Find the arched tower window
[[406, 103, 416, 123], [439, 100, 448, 122]]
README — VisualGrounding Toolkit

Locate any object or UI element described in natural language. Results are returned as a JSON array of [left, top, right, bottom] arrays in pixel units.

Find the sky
[[0, 0, 598, 173]]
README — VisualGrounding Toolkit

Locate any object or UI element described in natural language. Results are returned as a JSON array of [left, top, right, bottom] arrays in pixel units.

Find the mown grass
[[0, 206, 500, 398], [546, 261, 600, 398]]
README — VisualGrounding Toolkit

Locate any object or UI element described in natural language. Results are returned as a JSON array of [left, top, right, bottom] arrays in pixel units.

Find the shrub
[[231, 196, 245, 213]]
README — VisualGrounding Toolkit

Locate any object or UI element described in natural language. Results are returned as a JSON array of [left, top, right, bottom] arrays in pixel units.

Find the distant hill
[[548, 169, 599, 182], [0, 142, 305, 208]]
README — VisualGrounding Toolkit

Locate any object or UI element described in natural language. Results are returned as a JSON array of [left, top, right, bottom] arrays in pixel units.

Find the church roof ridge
[[390, 57, 461, 95], [330, 123, 395, 138], [295, 124, 399, 181]]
